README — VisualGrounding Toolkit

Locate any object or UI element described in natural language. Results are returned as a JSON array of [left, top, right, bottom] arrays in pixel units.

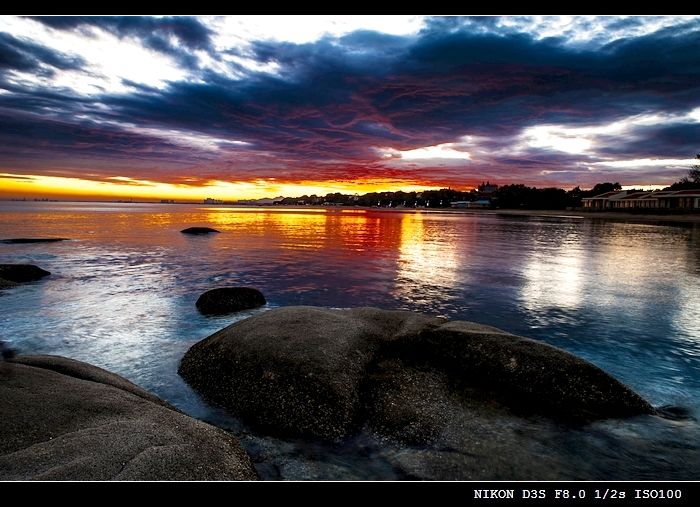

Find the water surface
[[1, 202, 699, 479]]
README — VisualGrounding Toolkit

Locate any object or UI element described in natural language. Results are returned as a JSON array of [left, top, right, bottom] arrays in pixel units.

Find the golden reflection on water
[[200, 208, 407, 256], [194, 208, 470, 307]]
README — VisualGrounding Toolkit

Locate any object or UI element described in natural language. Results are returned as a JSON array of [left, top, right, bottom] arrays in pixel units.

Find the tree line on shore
[[276, 161, 700, 210], [277, 183, 610, 209]]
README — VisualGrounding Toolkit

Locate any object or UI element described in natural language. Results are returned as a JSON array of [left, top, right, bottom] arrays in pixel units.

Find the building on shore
[[467, 199, 491, 208], [582, 190, 700, 210], [450, 199, 492, 209]]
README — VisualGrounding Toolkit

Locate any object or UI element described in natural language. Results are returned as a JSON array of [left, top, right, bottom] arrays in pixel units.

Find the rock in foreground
[[196, 287, 267, 315], [179, 306, 653, 441], [181, 227, 220, 235], [0, 264, 51, 283], [0, 355, 257, 480]]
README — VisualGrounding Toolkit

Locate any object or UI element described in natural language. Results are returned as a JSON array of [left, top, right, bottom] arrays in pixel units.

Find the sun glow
[[0, 173, 445, 201]]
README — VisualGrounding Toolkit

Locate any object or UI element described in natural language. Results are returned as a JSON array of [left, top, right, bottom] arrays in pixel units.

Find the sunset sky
[[1, 15, 699, 200]]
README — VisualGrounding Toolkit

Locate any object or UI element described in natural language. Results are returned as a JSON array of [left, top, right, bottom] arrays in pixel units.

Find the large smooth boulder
[[180, 307, 438, 439], [0, 264, 50, 283], [179, 306, 653, 441], [181, 227, 220, 235], [196, 287, 267, 315], [383, 320, 653, 420], [0, 355, 258, 480], [0, 238, 68, 244]]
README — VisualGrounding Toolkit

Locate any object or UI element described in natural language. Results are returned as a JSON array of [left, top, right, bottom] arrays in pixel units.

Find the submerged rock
[[0, 278, 18, 290], [181, 227, 220, 235], [0, 264, 51, 283], [0, 238, 68, 244], [196, 287, 267, 315], [179, 306, 653, 442], [656, 405, 695, 421], [0, 355, 258, 480]]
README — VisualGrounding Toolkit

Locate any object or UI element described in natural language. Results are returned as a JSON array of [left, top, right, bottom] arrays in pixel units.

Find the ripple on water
[[1, 202, 700, 479]]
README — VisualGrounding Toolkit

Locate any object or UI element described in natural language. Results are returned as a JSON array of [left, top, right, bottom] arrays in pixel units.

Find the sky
[[1, 15, 699, 201]]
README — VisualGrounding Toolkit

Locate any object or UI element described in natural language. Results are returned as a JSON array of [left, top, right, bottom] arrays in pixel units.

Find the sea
[[1, 201, 699, 479]]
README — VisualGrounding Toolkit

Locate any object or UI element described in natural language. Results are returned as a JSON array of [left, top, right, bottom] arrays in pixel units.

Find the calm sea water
[[1, 201, 699, 479]]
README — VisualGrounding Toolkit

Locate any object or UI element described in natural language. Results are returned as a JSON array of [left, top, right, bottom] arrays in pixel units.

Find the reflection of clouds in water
[[673, 226, 700, 356], [673, 282, 700, 357], [392, 214, 466, 312], [688, 226, 700, 275], [26, 247, 180, 372], [515, 222, 584, 317], [2, 202, 700, 421], [520, 247, 583, 312], [582, 222, 691, 317]]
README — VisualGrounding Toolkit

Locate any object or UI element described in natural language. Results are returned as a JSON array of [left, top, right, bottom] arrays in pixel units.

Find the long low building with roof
[[582, 189, 700, 210]]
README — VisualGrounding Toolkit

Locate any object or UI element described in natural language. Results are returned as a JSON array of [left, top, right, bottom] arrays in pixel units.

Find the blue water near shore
[[1, 201, 699, 478]]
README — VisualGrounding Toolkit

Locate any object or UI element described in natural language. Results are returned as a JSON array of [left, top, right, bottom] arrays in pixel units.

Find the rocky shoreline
[[2, 301, 672, 481]]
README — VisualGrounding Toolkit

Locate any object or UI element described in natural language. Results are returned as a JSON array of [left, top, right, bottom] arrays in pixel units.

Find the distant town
[[208, 167, 700, 212], [9, 163, 700, 212]]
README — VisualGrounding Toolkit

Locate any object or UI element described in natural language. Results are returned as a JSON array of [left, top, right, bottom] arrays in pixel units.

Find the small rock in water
[[181, 227, 220, 235], [196, 287, 267, 315], [0, 238, 68, 244], [656, 405, 695, 421], [0, 264, 51, 283]]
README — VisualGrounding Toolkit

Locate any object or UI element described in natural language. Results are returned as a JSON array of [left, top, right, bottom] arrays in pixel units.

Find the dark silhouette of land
[[269, 163, 700, 212]]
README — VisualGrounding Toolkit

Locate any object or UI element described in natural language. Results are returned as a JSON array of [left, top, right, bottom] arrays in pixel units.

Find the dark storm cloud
[[0, 32, 84, 73], [0, 111, 219, 183], [105, 24, 700, 158], [597, 123, 700, 158], [2, 17, 700, 189]]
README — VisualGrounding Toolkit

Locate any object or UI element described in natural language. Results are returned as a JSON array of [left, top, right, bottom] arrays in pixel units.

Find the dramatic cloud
[[0, 32, 84, 73], [1, 15, 699, 199], [28, 16, 213, 69]]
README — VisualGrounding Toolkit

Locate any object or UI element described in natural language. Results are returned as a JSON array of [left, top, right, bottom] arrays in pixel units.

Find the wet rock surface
[[180, 306, 654, 448], [0, 355, 258, 480]]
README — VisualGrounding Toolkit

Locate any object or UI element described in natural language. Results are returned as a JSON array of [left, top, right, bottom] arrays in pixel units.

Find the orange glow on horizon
[[0, 172, 460, 201]]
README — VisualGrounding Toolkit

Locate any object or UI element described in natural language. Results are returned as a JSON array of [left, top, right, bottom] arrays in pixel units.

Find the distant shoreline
[[2, 199, 699, 224]]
